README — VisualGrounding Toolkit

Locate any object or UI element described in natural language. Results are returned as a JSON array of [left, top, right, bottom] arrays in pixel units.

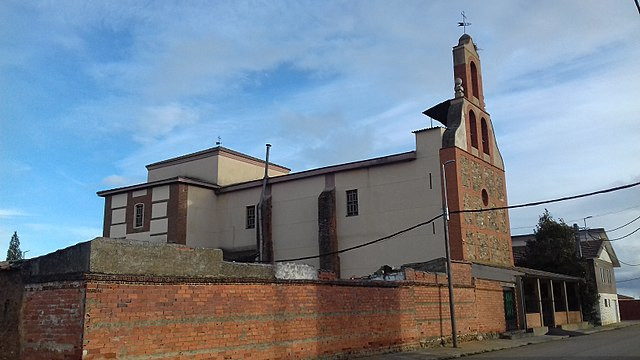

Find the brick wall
[[79, 264, 508, 359], [620, 299, 640, 320], [474, 279, 506, 333], [4, 254, 512, 359], [21, 281, 85, 360]]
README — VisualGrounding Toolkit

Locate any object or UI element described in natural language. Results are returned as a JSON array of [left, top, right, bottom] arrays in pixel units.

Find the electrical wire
[[273, 180, 640, 263], [514, 212, 640, 236], [617, 275, 640, 283], [274, 214, 443, 262], [620, 260, 640, 267], [607, 214, 640, 232], [563, 204, 640, 225], [605, 226, 640, 242], [452, 180, 640, 214]]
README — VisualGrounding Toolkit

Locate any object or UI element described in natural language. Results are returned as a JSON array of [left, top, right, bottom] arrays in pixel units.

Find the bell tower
[[424, 34, 513, 268], [453, 34, 485, 110]]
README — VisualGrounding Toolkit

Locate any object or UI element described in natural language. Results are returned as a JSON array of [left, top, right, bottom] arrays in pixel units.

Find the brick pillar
[[318, 177, 340, 277]]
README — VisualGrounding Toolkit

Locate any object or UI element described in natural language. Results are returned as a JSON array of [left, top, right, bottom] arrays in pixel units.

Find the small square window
[[246, 205, 256, 229], [134, 203, 144, 228], [346, 189, 358, 217]]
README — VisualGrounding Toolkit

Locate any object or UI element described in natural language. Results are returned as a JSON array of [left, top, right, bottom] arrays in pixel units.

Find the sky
[[1, 1, 639, 296]]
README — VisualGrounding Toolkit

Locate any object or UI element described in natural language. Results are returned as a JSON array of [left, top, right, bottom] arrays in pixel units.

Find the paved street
[[467, 324, 640, 359], [359, 322, 640, 360]]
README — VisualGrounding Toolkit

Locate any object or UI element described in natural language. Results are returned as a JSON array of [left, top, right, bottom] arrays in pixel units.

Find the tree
[[523, 210, 600, 323], [6, 231, 23, 261]]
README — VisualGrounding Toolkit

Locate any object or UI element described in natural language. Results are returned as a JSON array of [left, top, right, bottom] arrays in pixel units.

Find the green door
[[503, 288, 517, 330]]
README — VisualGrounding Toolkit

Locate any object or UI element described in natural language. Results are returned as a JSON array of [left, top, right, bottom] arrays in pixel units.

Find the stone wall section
[[441, 147, 513, 267]]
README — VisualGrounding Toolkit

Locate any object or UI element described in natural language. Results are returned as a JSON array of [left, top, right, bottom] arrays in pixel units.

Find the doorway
[[503, 288, 518, 330]]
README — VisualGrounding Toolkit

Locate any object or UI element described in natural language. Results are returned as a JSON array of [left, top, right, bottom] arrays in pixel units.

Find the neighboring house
[[512, 228, 621, 325]]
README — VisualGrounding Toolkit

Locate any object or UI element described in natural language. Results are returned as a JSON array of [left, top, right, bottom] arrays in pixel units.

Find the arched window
[[469, 111, 478, 149], [481, 118, 490, 155], [470, 61, 479, 99]]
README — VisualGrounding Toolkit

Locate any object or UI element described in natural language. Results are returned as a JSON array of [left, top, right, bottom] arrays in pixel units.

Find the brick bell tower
[[424, 34, 513, 267]]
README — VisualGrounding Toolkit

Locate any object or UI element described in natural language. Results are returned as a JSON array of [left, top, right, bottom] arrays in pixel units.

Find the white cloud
[[133, 103, 200, 143], [3, 1, 640, 291], [0, 209, 28, 219], [101, 175, 130, 187]]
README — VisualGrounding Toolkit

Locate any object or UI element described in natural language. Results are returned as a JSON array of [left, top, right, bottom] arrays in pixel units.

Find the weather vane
[[216, 136, 222, 146], [458, 11, 471, 34]]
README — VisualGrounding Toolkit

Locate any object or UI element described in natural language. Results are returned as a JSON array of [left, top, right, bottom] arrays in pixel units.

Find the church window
[[346, 189, 359, 217], [481, 118, 490, 155], [481, 189, 489, 207], [470, 61, 479, 99], [246, 205, 256, 229], [469, 111, 478, 149], [134, 203, 144, 228]]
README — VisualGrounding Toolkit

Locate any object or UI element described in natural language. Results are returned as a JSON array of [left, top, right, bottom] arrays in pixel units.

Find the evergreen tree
[[6, 231, 23, 261], [523, 210, 600, 323]]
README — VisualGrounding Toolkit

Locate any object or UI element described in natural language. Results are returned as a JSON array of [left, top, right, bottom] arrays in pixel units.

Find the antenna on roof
[[216, 136, 222, 146], [458, 11, 471, 34]]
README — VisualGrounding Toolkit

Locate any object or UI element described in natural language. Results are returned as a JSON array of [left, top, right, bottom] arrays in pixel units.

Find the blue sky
[[1, 1, 639, 295]]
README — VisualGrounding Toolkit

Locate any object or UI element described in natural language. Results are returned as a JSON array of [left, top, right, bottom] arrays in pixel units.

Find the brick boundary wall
[[79, 263, 506, 359], [619, 299, 640, 320], [2, 243, 510, 360], [21, 281, 86, 360]]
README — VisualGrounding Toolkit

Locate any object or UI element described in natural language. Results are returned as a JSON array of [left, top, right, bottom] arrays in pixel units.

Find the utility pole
[[573, 224, 582, 258], [441, 160, 458, 348]]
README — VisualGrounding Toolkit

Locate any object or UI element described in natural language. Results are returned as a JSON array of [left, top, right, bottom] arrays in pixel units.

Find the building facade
[[99, 34, 513, 280]]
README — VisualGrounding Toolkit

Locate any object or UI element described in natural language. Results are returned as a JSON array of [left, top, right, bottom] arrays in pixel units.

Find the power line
[[605, 226, 640, 242], [274, 181, 640, 263], [274, 214, 443, 262], [566, 204, 640, 224], [452, 181, 640, 215], [608, 214, 640, 232], [587, 226, 640, 242], [620, 260, 640, 266], [512, 211, 640, 233], [618, 275, 640, 283]]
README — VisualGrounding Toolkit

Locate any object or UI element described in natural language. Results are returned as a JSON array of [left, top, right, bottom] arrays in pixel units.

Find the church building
[[98, 34, 513, 279]]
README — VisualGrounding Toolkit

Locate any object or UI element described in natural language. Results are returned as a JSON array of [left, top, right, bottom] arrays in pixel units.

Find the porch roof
[[513, 266, 583, 282]]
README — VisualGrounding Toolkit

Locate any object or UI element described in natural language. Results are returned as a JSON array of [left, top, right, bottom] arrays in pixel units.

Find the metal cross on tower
[[458, 11, 471, 34]]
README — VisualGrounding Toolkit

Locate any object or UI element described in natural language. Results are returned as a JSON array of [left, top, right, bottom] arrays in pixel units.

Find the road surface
[[467, 324, 640, 359]]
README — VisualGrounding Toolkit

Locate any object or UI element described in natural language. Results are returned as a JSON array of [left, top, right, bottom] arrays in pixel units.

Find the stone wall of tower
[[440, 147, 513, 267]]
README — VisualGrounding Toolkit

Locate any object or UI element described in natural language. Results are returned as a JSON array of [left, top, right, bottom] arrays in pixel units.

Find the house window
[[481, 118, 490, 155], [346, 189, 359, 217], [134, 203, 144, 228], [469, 111, 478, 149], [246, 205, 256, 229]]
